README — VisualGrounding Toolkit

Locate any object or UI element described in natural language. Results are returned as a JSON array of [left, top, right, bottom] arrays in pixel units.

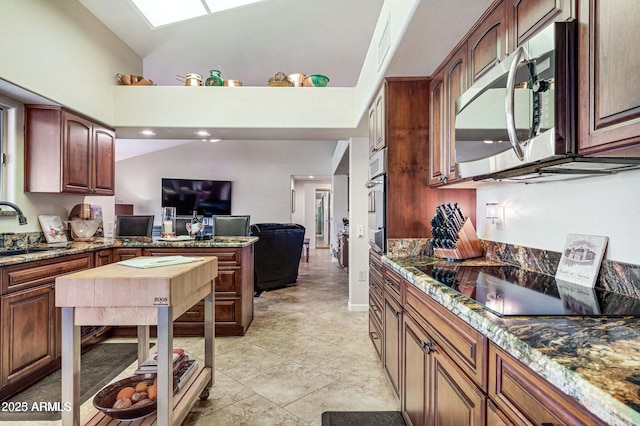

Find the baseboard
[[347, 303, 369, 312]]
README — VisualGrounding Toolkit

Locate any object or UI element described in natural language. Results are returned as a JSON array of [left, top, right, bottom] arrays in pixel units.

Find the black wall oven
[[367, 149, 386, 253]]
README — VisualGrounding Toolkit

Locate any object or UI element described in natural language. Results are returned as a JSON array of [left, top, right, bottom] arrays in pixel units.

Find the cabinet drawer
[[489, 342, 605, 426], [369, 250, 383, 274], [175, 301, 205, 322], [369, 292, 383, 327], [406, 283, 487, 389], [370, 276, 383, 303], [143, 248, 240, 266], [216, 267, 241, 295], [215, 298, 242, 324], [369, 313, 383, 361], [383, 266, 402, 302], [1, 253, 92, 294]]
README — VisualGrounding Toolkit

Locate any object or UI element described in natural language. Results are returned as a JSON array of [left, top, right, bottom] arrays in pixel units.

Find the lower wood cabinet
[[488, 342, 606, 426], [372, 264, 607, 426], [0, 252, 93, 400], [112, 246, 254, 337]]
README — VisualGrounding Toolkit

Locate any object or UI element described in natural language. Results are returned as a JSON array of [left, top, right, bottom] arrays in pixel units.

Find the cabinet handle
[[370, 331, 379, 340], [421, 341, 435, 355], [186, 311, 200, 315], [393, 309, 402, 317]]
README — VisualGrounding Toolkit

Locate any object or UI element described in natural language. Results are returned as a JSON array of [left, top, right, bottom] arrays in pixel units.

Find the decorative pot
[[205, 70, 223, 86]]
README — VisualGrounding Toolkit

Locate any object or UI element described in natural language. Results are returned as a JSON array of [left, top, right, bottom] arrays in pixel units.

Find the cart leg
[[204, 279, 215, 389], [61, 307, 80, 426], [157, 306, 173, 426], [137, 325, 150, 366]]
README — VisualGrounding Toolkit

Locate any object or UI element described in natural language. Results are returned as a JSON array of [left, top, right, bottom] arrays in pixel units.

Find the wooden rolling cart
[[55, 257, 218, 426]]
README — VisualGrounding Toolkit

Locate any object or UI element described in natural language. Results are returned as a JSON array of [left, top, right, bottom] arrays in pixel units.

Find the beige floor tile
[[214, 343, 287, 381], [239, 361, 337, 407], [183, 394, 307, 426]]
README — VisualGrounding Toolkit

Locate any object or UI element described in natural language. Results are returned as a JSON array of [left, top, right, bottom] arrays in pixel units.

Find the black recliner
[[251, 223, 305, 295]]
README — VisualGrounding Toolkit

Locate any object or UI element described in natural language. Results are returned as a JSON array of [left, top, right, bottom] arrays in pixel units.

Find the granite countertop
[[0, 236, 259, 267], [384, 255, 640, 426]]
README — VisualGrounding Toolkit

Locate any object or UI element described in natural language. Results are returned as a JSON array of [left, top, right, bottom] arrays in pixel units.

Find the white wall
[[348, 137, 370, 310], [476, 169, 640, 265], [0, 0, 141, 124], [115, 140, 336, 229]]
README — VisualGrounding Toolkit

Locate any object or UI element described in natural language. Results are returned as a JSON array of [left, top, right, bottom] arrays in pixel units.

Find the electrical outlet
[[357, 225, 364, 238], [358, 270, 366, 281]]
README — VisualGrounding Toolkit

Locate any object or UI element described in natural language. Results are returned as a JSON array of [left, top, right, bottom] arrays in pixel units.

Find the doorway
[[315, 189, 330, 249]]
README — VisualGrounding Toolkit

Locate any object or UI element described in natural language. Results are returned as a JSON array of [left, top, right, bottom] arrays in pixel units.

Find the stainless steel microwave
[[454, 21, 640, 182]]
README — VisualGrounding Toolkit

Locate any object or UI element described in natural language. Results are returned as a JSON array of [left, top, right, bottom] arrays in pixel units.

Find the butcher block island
[[55, 256, 218, 426]]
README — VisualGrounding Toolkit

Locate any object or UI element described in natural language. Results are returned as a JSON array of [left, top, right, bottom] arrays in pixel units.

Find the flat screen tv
[[162, 178, 232, 216]]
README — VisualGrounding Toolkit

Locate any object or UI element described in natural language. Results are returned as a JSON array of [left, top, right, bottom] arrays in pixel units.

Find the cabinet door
[[445, 44, 468, 182], [1, 285, 56, 388], [468, 0, 507, 84], [92, 126, 115, 195], [509, 0, 575, 49], [432, 349, 486, 426], [577, 0, 640, 154], [113, 248, 142, 261], [62, 111, 92, 193], [368, 106, 377, 157], [429, 73, 446, 186], [383, 291, 402, 397], [374, 88, 386, 151], [402, 314, 430, 426], [94, 249, 113, 267]]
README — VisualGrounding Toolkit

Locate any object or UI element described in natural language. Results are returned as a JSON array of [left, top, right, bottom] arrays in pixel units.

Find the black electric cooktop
[[415, 264, 640, 317]]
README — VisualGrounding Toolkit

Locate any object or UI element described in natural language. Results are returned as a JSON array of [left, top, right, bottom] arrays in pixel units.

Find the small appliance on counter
[[67, 203, 101, 241]]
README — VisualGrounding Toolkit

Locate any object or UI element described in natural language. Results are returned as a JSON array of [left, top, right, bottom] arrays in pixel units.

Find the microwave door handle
[[505, 46, 526, 161]]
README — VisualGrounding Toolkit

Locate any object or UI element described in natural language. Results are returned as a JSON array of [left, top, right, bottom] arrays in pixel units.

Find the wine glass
[[186, 222, 202, 238]]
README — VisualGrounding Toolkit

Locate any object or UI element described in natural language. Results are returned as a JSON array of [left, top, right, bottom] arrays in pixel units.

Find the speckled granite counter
[[384, 255, 640, 426], [0, 236, 258, 266]]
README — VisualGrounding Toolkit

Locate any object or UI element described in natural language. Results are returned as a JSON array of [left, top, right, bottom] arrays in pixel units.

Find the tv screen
[[162, 178, 232, 216]]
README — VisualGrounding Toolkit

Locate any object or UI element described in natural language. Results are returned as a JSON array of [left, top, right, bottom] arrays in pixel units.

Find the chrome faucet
[[0, 201, 28, 225]]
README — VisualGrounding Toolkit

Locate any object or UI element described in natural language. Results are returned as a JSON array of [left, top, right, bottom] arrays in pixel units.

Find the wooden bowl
[[93, 374, 175, 421]]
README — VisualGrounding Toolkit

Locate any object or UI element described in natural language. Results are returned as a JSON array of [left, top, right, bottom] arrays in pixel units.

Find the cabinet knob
[[421, 340, 435, 355], [370, 331, 379, 340], [393, 309, 402, 317]]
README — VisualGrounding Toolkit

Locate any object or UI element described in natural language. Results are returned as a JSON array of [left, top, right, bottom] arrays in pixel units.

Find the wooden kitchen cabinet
[[383, 281, 402, 397], [402, 300, 486, 426], [112, 247, 143, 261], [368, 86, 386, 156], [508, 0, 576, 50], [141, 246, 254, 337], [429, 43, 468, 186], [24, 105, 115, 195], [93, 248, 113, 267], [0, 253, 93, 400], [368, 250, 384, 361], [577, 0, 640, 155], [467, 0, 507, 84], [489, 342, 606, 425]]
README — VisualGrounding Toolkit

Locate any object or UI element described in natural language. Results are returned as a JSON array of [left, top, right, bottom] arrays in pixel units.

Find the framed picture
[[38, 215, 68, 244], [555, 234, 608, 288], [291, 189, 295, 213]]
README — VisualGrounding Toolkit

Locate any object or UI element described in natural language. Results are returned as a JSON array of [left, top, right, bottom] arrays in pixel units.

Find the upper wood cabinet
[[429, 43, 468, 186], [467, 1, 507, 84], [577, 0, 640, 154], [508, 0, 576, 50], [25, 105, 115, 195], [368, 86, 386, 157]]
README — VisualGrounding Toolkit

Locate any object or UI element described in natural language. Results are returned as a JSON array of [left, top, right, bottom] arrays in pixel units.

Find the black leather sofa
[[250, 223, 305, 295]]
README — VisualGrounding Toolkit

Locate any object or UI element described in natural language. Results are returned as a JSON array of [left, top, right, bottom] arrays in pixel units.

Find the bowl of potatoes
[[93, 374, 175, 421]]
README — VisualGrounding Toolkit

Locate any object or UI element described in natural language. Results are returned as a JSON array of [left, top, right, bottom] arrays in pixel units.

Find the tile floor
[[35, 248, 398, 425]]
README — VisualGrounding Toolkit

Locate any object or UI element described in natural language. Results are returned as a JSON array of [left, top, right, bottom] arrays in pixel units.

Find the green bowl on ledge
[[303, 74, 329, 87]]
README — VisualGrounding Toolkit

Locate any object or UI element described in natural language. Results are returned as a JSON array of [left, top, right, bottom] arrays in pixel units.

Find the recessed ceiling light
[[195, 130, 211, 137], [139, 130, 156, 136], [209, 139, 221, 143], [308, 175, 315, 179]]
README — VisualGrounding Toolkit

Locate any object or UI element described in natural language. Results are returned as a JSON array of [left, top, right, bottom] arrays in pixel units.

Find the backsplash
[[483, 241, 640, 300], [0, 232, 45, 249], [387, 238, 433, 257]]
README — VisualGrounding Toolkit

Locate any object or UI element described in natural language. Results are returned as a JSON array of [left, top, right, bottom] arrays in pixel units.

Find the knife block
[[433, 219, 483, 260]]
